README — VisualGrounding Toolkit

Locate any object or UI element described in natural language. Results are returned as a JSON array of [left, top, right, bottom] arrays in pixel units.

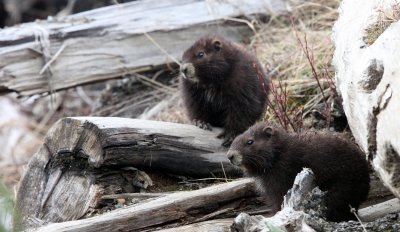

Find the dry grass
[[152, 0, 341, 129], [250, 0, 340, 131], [365, 1, 400, 45]]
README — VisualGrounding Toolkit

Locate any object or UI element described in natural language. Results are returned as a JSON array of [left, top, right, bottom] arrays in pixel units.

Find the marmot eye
[[246, 140, 254, 145], [197, 52, 205, 58]]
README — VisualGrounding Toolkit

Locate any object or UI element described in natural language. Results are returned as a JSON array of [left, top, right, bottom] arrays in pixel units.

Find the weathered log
[[232, 168, 319, 232], [232, 169, 400, 232], [100, 192, 170, 201], [15, 117, 242, 230], [33, 178, 256, 232], [0, 0, 289, 96], [154, 219, 233, 232], [358, 198, 400, 222]]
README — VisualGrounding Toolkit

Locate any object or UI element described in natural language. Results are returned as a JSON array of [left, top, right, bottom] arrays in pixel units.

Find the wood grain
[[15, 117, 243, 230], [34, 179, 255, 232], [0, 0, 288, 96]]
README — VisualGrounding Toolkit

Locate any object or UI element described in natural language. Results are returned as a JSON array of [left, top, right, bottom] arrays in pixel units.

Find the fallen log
[[154, 219, 233, 232], [0, 0, 289, 96], [358, 198, 400, 222], [34, 178, 256, 232], [15, 117, 242, 230]]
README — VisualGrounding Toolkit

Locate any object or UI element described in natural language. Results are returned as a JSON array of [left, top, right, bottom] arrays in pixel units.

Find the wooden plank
[[0, 0, 288, 96], [15, 117, 241, 230]]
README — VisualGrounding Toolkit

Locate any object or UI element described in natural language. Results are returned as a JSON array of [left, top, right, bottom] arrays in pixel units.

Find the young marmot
[[179, 35, 269, 146], [227, 122, 370, 222]]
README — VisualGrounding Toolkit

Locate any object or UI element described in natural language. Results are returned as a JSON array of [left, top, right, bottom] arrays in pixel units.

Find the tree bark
[[154, 219, 233, 232], [333, 0, 400, 199], [0, 0, 288, 96], [358, 198, 400, 222]]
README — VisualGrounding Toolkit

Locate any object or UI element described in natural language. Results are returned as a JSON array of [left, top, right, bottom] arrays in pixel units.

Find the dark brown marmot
[[227, 122, 370, 222], [179, 34, 269, 146]]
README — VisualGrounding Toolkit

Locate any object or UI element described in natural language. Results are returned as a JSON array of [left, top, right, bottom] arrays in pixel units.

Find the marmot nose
[[227, 151, 234, 161], [180, 64, 188, 76]]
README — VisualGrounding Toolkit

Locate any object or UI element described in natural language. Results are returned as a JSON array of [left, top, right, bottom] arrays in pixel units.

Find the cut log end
[[15, 117, 241, 230]]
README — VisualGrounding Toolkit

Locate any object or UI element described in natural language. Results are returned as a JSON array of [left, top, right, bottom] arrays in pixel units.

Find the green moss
[[0, 181, 15, 232], [365, 23, 390, 45], [164, 184, 181, 192], [265, 222, 284, 232]]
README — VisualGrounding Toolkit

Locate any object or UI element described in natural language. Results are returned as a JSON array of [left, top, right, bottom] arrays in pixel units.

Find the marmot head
[[180, 35, 235, 84], [227, 122, 284, 176]]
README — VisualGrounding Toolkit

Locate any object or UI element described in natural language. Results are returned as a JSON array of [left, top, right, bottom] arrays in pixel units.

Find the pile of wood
[[3, 0, 399, 231], [5, 0, 288, 231], [15, 117, 261, 231]]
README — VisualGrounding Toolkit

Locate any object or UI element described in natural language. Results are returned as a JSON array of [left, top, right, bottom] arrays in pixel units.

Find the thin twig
[[76, 86, 94, 106], [135, 73, 176, 92], [350, 205, 368, 232], [33, 95, 64, 135], [179, 178, 234, 183], [291, 18, 328, 107], [253, 62, 288, 129], [101, 192, 169, 200], [39, 43, 67, 75], [193, 207, 234, 223], [222, 17, 257, 35], [221, 161, 228, 183], [143, 32, 181, 65]]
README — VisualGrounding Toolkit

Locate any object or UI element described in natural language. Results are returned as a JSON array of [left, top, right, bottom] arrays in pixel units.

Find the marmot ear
[[213, 40, 222, 51], [263, 126, 273, 138]]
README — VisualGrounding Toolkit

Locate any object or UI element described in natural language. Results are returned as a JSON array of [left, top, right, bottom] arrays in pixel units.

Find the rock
[[332, 0, 400, 198]]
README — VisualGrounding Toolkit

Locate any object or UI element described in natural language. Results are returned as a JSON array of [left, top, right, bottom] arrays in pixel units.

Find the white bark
[[332, 0, 400, 198], [232, 168, 317, 232], [358, 198, 400, 222]]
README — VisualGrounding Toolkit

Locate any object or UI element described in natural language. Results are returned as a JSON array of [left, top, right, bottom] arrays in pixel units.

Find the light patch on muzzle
[[180, 63, 198, 82], [227, 149, 242, 166]]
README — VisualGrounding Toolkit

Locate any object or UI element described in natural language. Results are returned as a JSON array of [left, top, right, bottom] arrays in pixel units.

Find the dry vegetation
[[365, 1, 400, 45], [253, 0, 340, 131], [150, 0, 342, 132]]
